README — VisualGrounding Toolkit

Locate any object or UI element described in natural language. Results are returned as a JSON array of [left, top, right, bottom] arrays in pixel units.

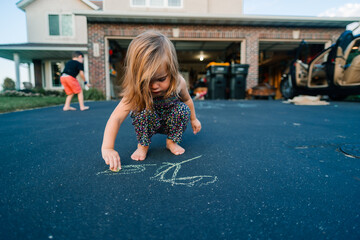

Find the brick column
[[246, 33, 259, 89], [88, 24, 106, 94]]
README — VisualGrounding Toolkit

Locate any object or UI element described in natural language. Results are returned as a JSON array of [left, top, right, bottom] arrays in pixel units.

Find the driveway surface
[[1, 100, 359, 239]]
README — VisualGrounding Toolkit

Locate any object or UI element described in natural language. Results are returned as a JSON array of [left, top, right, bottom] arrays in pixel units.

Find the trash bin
[[206, 62, 229, 99], [229, 64, 249, 99]]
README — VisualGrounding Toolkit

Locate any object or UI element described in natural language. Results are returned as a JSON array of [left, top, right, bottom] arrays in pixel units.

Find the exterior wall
[[208, 0, 242, 15], [103, 0, 243, 15], [24, 0, 91, 43], [87, 23, 343, 96]]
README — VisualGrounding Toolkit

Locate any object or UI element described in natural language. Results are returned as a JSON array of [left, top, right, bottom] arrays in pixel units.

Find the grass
[[0, 96, 73, 113], [0, 88, 106, 113]]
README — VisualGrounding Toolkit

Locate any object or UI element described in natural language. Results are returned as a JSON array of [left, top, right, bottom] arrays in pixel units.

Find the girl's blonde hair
[[121, 31, 180, 112]]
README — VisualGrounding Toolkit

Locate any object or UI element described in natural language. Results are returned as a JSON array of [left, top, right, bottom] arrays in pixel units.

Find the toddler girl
[[101, 31, 201, 171]]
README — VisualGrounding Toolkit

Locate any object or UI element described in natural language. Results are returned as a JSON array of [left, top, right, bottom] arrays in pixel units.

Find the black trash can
[[229, 64, 249, 99], [206, 63, 229, 99]]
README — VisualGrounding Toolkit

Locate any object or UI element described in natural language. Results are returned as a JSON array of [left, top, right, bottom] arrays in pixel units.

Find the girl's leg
[[131, 109, 161, 160], [77, 90, 89, 111], [165, 102, 190, 155], [63, 94, 76, 111]]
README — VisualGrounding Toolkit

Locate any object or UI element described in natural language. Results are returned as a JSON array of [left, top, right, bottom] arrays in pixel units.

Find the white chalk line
[[96, 155, 218, 187]]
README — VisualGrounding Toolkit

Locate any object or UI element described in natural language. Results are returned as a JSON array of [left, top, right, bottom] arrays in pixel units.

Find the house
[[0, 0, 357, 99]]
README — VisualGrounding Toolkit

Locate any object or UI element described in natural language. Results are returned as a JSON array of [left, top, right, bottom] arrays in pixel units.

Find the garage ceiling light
[[199, 51, 204, 61]]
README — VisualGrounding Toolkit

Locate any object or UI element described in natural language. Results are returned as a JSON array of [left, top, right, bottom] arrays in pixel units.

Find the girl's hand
[[102, 148, 121, 171], [191, 118, 202, 135]]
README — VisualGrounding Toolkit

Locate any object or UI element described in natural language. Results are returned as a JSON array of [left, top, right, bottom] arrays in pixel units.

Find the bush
[[0, 90, 40, 97], [32, 87, 66, 97], [0, 86, 105, 100], [2, 77, 15, 91], [84, 88, 105, 101]]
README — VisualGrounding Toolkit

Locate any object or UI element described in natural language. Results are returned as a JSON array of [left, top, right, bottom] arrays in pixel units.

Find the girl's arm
[[101, 98, 131, 171], [178, 77, 202, 134]]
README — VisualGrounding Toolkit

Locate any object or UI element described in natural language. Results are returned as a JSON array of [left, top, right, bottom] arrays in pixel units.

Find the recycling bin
[[206, 62, 229, 99], [229, 64, 249, 99]]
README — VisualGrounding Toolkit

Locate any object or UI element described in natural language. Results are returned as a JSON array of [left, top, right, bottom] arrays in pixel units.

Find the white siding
[[24, 0, 92, 44], [104, 0, 243, 15]]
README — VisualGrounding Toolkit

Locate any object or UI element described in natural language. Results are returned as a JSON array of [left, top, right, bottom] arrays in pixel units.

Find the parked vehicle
[[280, 30, 360, 100]]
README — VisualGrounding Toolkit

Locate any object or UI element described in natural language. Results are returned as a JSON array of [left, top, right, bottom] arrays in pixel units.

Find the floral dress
[[131, 94, 190, 146]]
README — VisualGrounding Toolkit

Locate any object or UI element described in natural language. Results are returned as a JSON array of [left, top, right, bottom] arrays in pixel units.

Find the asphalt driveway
[[0, 100, 359, 239]]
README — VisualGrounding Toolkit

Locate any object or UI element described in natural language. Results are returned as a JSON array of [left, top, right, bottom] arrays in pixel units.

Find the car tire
[[280, 76, 295, 99], [328, 94, 347, 101]]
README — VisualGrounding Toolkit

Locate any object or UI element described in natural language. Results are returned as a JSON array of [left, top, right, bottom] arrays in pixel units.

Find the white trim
[[14, 53, 21, 90], [105, 37, 111, 100], [84, 53, 89, 84], [17, 0, 100, 11], [16, 0, 35, 11], [241, 40, 246, 64], [44, 61, 50, 89], [0, 46, 87, 51], [41, 62, 46, 88], [76, 10, 358, 27], [81, 0, 100, 10]]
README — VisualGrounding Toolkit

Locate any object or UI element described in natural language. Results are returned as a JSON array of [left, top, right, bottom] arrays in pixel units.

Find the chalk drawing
[[196, 101, 256, 110], [235, 103, 257, 108], [196, 102, 226, 109], [96, 156, 217, 187], [150, 155, 218, 187], [96, 164, 156, 175]]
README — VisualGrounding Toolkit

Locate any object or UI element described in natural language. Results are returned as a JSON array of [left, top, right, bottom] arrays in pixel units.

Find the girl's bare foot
[[166, 139, 185, 155], [131, 144, 149, 161], [80, 106, 90, 111], [63, 107, 76, 111]]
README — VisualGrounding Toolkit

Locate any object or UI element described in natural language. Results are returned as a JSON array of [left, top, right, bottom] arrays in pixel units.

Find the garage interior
[[108, 39, 242, 98], [108, 39, 327, 99], [259, 41, 325, 99]]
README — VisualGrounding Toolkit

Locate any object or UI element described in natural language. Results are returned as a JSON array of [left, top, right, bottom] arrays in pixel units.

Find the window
[[132, 0, 146, 6], [131, 0, 182, 8], [150, 0, 164, 7], [48, 14, 73, 36], [51, 62, 63, 87], [168, 0, 181, 7]]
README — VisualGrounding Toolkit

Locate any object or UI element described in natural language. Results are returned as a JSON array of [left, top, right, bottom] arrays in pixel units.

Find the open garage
[[258, 40, 329, 99], [107, 38, 243, 99]]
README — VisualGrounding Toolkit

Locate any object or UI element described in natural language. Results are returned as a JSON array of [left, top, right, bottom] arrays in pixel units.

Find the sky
[[0, 0, 360, 90]]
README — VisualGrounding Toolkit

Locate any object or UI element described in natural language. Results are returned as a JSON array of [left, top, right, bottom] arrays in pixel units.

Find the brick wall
[[87, 23, 343, 95]]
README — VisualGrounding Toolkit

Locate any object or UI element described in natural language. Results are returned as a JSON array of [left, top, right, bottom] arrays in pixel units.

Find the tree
[[2, 77, 16, 90]]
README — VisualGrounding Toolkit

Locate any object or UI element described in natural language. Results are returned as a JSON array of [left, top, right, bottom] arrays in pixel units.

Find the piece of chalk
[[110, 168, 121, 172]]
